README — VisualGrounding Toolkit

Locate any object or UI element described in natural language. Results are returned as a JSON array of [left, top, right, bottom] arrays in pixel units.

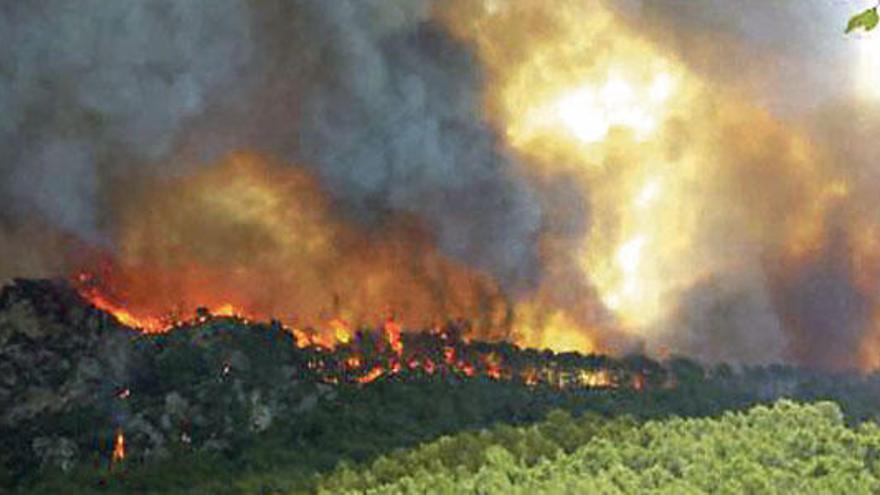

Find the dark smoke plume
[[0, 0, 543, 294]]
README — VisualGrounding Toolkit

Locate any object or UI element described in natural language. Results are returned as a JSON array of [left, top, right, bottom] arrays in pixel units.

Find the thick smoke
[[5, 0, 880, 369], [770, 240, 872, 370], [289, 1, 542, 288], [621, 1, 880, 368], [658, 275, 787, 366], [0, 0, 253, 244], [0, 0, 543, 292]]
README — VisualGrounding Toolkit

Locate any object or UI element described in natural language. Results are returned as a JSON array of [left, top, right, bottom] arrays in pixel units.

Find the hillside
[[2, 279, 880, 494]]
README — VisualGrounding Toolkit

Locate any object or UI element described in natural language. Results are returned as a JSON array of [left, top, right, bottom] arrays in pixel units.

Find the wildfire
[[72, 151, 618, 357], [78, 271, 639, 390], [325, 326, 632, 390], [438, 0, 866, 368], [72, 153, 518, 343], [59, 1, 880, 371]]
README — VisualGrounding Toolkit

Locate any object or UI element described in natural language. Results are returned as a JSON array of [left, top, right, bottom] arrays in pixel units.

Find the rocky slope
[[0, 279, 333, 478]]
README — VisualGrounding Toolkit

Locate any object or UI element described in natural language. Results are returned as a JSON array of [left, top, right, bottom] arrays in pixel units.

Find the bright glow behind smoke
[[439, 0, 703, 331], [549, 71, 676, 144], [439, 0, 862, 366]]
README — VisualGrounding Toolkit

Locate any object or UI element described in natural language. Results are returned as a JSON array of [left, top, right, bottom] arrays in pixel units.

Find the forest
[[320, 401, 880, 494], [4, 279, 880, 494]]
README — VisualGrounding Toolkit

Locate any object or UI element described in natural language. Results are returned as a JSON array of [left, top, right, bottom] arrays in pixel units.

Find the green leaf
[[846, 7, 880, 34]]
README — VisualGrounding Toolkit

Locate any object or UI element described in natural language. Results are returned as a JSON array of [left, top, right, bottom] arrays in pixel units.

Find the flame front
[[74, 151, 607, 355], [75, 153, 519, 344], [66, 1, 880, 370]]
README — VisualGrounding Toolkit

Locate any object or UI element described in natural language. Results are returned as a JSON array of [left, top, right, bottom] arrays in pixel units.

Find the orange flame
[[73, 152, 610, 357], [112, 428, 125, 463], [73, 153, 524, 343], [384, 317, 403, 356], [356, 366, 386, 384]]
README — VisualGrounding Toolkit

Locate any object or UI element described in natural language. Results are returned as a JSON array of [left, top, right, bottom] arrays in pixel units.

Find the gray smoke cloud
[[0, 0, 544, 294], [657, 275, 787, 366], [291, 0, 542, 288], [771, 238, 872, 370], [0, 0, 253, 242], [626, 0, 856, 114]]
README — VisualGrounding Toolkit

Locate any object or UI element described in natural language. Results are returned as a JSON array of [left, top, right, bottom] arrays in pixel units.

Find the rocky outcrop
[[0, 279, 328, 478], [0, 279, 135, 427]]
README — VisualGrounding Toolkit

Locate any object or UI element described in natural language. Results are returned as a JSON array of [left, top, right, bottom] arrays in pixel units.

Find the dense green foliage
[[325, 401, 880, 494], [317, 409, 637, 493]]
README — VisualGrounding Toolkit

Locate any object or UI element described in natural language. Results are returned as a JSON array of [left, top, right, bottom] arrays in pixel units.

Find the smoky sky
[[625, 0, 880, 368], [626, 0, 859, 115], [0, 0, 252, 235], [0, 0, 543, 290]]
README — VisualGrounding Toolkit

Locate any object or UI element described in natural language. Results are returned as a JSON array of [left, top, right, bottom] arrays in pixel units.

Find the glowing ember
[[423, 358, 436, 375], [112, 428, 125, 463], [330, 317, 352, 345], [632, 373, 645, 392], [443, 347, 456, 365], [578, 369, 613, 388], [384, 317, 403, 356], [356, 366, 385, 384]]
